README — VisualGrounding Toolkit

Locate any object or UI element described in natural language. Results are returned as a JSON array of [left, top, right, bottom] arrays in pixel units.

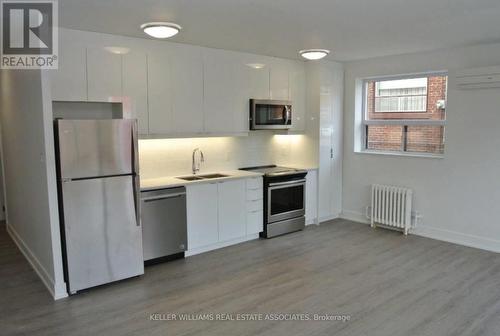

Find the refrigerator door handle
[[131, 120, 139, 174], [133, 175, 141, 226], [131, 120, 141, 227]]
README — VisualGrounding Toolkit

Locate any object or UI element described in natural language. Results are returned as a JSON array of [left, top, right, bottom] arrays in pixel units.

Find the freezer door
[[61, 175, 143, 293], [57, 119, 137, 179]]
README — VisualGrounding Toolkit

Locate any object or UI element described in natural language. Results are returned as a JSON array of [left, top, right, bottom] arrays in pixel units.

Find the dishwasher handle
[[141, 192, 186, 202]]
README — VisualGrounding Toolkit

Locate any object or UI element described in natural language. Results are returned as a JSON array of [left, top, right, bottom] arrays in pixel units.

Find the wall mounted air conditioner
[[455, 66, 500, 89]]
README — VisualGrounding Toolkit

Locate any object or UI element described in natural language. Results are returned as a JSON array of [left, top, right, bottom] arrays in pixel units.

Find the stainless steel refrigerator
[[55, 119, 143, 294]]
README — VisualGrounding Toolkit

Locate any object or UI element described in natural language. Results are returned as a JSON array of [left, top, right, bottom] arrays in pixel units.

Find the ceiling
[[59, 0, 500, 61]]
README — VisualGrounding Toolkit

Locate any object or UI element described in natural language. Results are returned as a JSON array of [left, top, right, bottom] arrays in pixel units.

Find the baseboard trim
[[6, 223, 68, 300], [340, 210, 370, 224], [185, 234, 260, 257], [414, 225, 500, 253], [318, 212, 340, 224], [340, 209, 500, 253], [306, 217, 319, 226]]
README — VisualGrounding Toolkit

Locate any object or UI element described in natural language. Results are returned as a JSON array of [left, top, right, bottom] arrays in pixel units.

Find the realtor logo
[[1, 0, 58, 69]]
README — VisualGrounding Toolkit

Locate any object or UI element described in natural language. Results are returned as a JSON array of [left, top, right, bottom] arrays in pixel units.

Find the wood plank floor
[[2, 219, 500, 336]]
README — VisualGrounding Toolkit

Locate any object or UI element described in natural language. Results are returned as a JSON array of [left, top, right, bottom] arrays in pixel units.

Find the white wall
[[139, 132, 314, 179], [342, 42, 500, 252], [0, 70, 66, 299]]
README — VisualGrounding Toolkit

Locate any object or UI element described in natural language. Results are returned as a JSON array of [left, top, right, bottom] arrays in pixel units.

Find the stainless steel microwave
[[250, 99, 292, 130]]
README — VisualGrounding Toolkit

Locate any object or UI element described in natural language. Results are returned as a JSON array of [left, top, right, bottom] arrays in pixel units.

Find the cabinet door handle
[[141, 193, 186, 202]]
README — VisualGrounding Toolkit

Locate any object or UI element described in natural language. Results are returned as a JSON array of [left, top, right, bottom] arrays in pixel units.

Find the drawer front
[[247, 177, 263, 190], [247, 199, 263, 212], [246, 188, 263, 201], [247, 210, 263, 235]]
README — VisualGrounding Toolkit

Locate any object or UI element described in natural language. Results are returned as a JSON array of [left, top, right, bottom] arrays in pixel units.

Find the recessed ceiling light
[[246, 63, 266, 69], [299, 49, 330, 60], [104, 46, 130, 55], [140, 22, 181, 39]]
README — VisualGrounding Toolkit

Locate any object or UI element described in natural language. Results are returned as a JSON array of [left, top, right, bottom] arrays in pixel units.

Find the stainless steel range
[[240, 165, 307, 238]]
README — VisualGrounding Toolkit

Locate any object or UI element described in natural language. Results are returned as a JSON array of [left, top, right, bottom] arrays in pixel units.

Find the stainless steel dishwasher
[[141, 187, 187, 264]]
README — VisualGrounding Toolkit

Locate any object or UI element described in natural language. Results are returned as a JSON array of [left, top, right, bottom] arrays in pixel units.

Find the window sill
[[355, 149, 444, 159]]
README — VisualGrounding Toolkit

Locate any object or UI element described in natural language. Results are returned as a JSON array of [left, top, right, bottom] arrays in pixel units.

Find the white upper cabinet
[[203, 48, 239, 133], [86, 48, 123, 102], [50, 29, 307, 136], [270, 60, 290, 100], [51, 35, 87, 101], [203, 49, 271, 134], [147, 47, 173, 135], [218, 180, 247, 242], [235, 56, 270, 132], [170, 45, 204, 133], [122, 50, 149, 135], [289, 61, 306, 132]]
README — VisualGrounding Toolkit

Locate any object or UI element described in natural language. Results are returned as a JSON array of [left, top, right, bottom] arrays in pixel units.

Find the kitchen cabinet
[[203, 50, 271, 134], [270, 61, 290, 100], [246, 177, 264, 234], [289, 61, 306, 132], [305, 169, 318, 225], [218, 179, 247, 242], [306, 62, 344, 222], [170, 45, 204, 133], [122, 51, 148, 135], [235, 57, 270, 132], [186, 183, 219, 249], [50, 36, 87, 101], [147, 48, 173, 134], [86, 48, 123, 102], [186, 177, 262, 254], [203, 49, 239, 133], [50, 29, 308, 137]]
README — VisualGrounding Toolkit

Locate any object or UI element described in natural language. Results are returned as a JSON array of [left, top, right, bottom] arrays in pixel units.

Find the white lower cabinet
[[246, 177, 264, 235], [305, 169, 318, 225], [186, 183, 219, 249], [246, 210, 263, 235], [218, 180, 247, 242], [186, 177, 263, 254]]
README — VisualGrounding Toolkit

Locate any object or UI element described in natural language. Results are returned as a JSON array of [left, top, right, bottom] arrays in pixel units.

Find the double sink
[[176, 173, 229, 181]]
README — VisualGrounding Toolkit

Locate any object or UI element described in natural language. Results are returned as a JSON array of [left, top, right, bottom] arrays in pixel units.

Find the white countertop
[[140, 170, 263, 191], [288, 165, 319, 171]]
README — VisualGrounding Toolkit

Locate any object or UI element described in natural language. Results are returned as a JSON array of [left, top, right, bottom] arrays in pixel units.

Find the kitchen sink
[[176, 173, 229, 181], [177, 176, 204, 181], [198, 173, 229, 179]]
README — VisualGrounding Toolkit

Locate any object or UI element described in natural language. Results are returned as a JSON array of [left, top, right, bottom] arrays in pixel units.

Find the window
[[363, 73, 447, 156], [375, 78, 427, 112]]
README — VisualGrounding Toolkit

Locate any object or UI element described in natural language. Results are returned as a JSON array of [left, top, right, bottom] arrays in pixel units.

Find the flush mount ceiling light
[[299, 49, 330, 60], [140, 22, 182, 39]]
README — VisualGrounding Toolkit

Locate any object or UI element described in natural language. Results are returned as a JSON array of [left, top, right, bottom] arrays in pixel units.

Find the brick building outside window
[[363, 74, 447, 155]]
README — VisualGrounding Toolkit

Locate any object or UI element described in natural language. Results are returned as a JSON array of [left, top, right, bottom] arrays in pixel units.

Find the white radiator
[[371, 184, 413, 235]]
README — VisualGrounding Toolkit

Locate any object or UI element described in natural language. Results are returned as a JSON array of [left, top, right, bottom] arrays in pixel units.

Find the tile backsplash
[[139, 132, 313, 179]]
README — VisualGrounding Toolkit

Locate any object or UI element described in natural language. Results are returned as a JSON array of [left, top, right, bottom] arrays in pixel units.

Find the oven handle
[[268, 179, 306, 187]]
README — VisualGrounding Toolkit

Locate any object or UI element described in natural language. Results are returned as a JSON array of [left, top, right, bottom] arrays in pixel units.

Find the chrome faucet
[[192, 148, 205, 175]]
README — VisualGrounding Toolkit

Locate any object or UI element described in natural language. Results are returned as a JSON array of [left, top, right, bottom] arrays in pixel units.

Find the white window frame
[[361, 72, 448, 157]]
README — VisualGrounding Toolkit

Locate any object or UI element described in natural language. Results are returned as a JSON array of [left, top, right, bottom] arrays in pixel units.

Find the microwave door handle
[[284, 106, 290, 125]]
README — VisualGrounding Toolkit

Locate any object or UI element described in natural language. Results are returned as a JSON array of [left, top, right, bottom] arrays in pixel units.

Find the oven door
[[267, 179, 306, 223], [250, 99, 292, 130]]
